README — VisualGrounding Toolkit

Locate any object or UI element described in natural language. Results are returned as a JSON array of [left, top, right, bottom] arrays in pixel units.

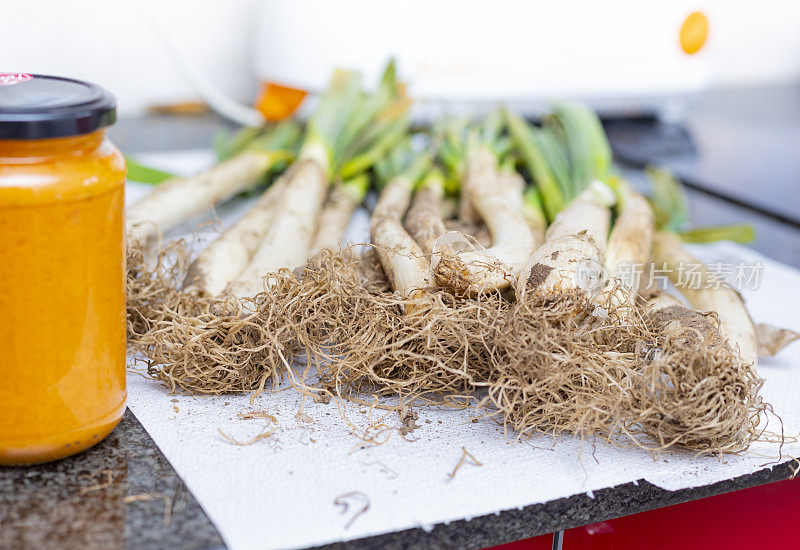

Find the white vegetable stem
[[182, 176, 287, 296], [651, 231, 758, 366], [499, 168, 546, 249], [516, 181, 614, 299], [371, 175, 432, 308], [309, 181, 364, 257], [433, 147, 535, 294], [604, 188, 654, 283], [404, 170, 446, 255], [127, 151, 277, 242], [458, 190, 482, 225], [225, 143, 329, 298], [602, 184, 655, 310]]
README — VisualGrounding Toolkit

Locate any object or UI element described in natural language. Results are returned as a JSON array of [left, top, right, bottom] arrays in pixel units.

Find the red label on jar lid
[[0, 73, 33, 86]]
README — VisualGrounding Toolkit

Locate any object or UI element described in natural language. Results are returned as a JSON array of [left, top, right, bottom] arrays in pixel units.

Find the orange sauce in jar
[[0, 75, 126, 464]]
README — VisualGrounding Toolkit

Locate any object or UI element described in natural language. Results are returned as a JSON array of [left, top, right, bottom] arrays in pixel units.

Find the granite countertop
[[2, 85, 800, 549]]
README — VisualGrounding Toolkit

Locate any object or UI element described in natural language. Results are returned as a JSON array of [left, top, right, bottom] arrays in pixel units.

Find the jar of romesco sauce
[[0, 74, 126, 464]]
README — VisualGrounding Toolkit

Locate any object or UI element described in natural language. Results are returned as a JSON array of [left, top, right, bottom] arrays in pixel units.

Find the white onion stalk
[[309, 175, 369, 257], [499, 167, 547, 249], [457, 190, 482, 225], [223, 62, 406, 297], [404, 169, 447, 256], [602, 182, 655, 311], [433, 147, 535, 294], [225, 145, 329, 297], [605, 186, 654, 283], [371, 173, 432, 312], [127, 150, 286, 243], [651, 231, 759, 366], [516, 181, 615, 300], [182, 176, 287, 296]]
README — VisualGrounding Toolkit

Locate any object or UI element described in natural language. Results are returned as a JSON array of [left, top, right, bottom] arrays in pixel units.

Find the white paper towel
[[125, 151, 800, 550]]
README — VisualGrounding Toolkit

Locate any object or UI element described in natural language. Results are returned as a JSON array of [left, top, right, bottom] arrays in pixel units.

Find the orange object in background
[[680, 11, 709, 55], [255, 81, 307, 121], [0, 75, 126, 465]]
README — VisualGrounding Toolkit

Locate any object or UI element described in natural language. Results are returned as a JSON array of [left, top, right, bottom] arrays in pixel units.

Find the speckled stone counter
[[0, 411, 224, 550], [2, 92, 800, 549]]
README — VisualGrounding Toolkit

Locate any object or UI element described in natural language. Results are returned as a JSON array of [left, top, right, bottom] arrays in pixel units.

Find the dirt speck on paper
[[296, 412, 314, 423], [399, 405, 419, 436]]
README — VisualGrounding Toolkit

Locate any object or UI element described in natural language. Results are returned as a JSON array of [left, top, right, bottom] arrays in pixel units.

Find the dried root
[[293, 251, 511, 401], [133, 273, 307, 394], [126, 238, 191, 346], [487, 287, 767, 453], [487, 290, 642, 440], [127, 241, 770, 454], [127, 238, 313, 394], [629, 330, 766, 453]]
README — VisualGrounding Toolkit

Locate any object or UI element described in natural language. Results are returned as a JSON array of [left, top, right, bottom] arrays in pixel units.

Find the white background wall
[[708, 0, 800, 86], [2, 0, 799, 116], [1, 0, 257, 115]]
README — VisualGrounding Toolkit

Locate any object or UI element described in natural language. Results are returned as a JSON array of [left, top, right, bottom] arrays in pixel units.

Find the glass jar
[[0, 74, 126, 464]]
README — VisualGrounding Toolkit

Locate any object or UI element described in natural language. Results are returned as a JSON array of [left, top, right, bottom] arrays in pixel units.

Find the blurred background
[[4, 0, 799, 251], [4, 0, 800, 119]]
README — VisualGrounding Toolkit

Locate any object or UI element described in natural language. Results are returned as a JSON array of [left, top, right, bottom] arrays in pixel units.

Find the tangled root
[[126, 238, 321, 394], [293, 251, 511, 402], [127, 241, 769, 453], [487, 291, 644, 439], [629, 325, 766, 454], [126, 238, 191, 345], [487, 289, 767, 453], [135, 272, 315, 394]]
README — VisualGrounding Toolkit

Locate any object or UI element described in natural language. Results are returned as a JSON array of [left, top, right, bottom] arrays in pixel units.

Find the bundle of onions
[[507, 103, 616, 299], [294, 136, 515, 402], [222, 67, 399, 298], [126, 122, 300, 243], [596, 170, 772, 451], [489, 103, 771, 451], [431, 113, 538, 295], [486, 103, 626, 442], [125, 122, 298, 339], [179, 62, 407, 300], [128, 63, 412, 393], [181, 171, 370, 297]]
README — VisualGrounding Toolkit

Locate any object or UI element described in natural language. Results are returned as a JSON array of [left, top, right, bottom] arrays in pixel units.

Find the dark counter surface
[[3, 87, 800, 549], [0, 411, 224, 550], [606, 85, 800, 227]]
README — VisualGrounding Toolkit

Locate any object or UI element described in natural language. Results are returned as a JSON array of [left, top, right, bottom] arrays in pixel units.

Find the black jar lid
[[0, 74, 116, 140]]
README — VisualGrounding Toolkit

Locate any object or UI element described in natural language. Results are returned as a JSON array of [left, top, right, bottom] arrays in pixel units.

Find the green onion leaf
[[647, 166, 689, 233], [124, 157, 176, 185], [504, 107, 565, 221], [680, 224, 756, 244]]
